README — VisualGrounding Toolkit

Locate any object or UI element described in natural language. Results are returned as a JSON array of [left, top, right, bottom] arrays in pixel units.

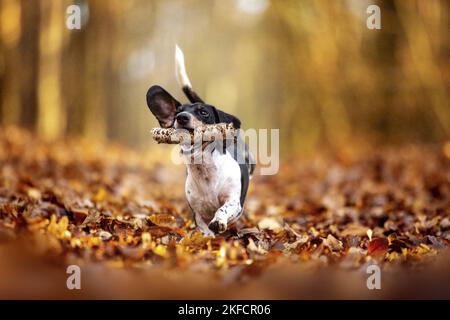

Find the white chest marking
[[183, 146, 241, 222]]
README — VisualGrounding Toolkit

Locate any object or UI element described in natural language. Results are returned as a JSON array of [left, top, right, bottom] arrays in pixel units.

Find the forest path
[[0, 127, 449, 298]]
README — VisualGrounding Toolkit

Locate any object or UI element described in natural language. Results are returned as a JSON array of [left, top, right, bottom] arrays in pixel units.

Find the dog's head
[[146, 85, 241, 131]]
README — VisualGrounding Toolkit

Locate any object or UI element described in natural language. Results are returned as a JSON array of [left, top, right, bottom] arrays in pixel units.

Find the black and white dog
[[146, 46, 254, 235]]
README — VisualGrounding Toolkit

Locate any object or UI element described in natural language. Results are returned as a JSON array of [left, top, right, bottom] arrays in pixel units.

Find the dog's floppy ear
[[146, 85, 181, 128], [213, 108, 241, 129]]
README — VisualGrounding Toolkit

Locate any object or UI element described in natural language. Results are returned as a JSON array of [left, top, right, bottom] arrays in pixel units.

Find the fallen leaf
[[323, 234, 344, 252], [247, 238, 268, 254], [368, 238, 389, 256], [258, 217, 282, 231]]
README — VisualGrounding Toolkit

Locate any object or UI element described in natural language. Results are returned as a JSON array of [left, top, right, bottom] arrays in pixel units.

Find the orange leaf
[[368, 237, 388, 256]]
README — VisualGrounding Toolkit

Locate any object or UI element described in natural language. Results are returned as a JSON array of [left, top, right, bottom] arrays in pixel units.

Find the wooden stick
[[151, 123, 236, 144]]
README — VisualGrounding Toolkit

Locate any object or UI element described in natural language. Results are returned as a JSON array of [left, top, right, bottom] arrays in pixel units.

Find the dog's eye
[[198, 110, 209, 117]]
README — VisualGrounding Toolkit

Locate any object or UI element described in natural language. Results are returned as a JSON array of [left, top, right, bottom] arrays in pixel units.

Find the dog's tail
[[175, 44, 204, 103]]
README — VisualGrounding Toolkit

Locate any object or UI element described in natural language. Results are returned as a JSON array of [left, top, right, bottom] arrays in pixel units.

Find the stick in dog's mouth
[[151, 123, 236, 144]]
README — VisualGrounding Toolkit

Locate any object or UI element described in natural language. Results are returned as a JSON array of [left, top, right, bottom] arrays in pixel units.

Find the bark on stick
[[151, 123, 236, 144]]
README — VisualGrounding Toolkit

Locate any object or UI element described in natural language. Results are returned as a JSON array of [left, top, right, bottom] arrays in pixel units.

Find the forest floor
[[0, 126, 449, 299]]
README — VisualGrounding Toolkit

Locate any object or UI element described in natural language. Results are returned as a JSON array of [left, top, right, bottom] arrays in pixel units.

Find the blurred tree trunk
[[396, 0, 450, 137], [0, 0, 22, 126], [62, 1, 85, 136], [37, 0, 66, 140], [19, 0, 39, 129], [82, 0, 121, 142]]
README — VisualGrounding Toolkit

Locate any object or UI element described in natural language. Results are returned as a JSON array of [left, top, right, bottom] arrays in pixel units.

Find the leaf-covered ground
[[0, 126, 449, 299]]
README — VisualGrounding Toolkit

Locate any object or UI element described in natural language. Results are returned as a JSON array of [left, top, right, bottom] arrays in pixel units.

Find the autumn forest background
[[1, 0, 448, 152], [0, 0, 449, 299]]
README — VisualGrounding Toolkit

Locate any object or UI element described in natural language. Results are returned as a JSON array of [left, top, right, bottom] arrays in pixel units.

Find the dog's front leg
[[194, 212, 215, 237], [208, 198, 242, 234]]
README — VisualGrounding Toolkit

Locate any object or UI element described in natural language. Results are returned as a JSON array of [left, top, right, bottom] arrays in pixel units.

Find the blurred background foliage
[[0, 0, 448, 155]]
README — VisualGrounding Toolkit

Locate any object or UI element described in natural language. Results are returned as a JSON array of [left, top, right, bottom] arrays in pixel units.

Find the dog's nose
[[176, 112, 191, 125]]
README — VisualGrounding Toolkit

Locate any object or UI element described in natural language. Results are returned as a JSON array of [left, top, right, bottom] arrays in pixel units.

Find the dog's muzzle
[[175, 112, 191, 126]]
